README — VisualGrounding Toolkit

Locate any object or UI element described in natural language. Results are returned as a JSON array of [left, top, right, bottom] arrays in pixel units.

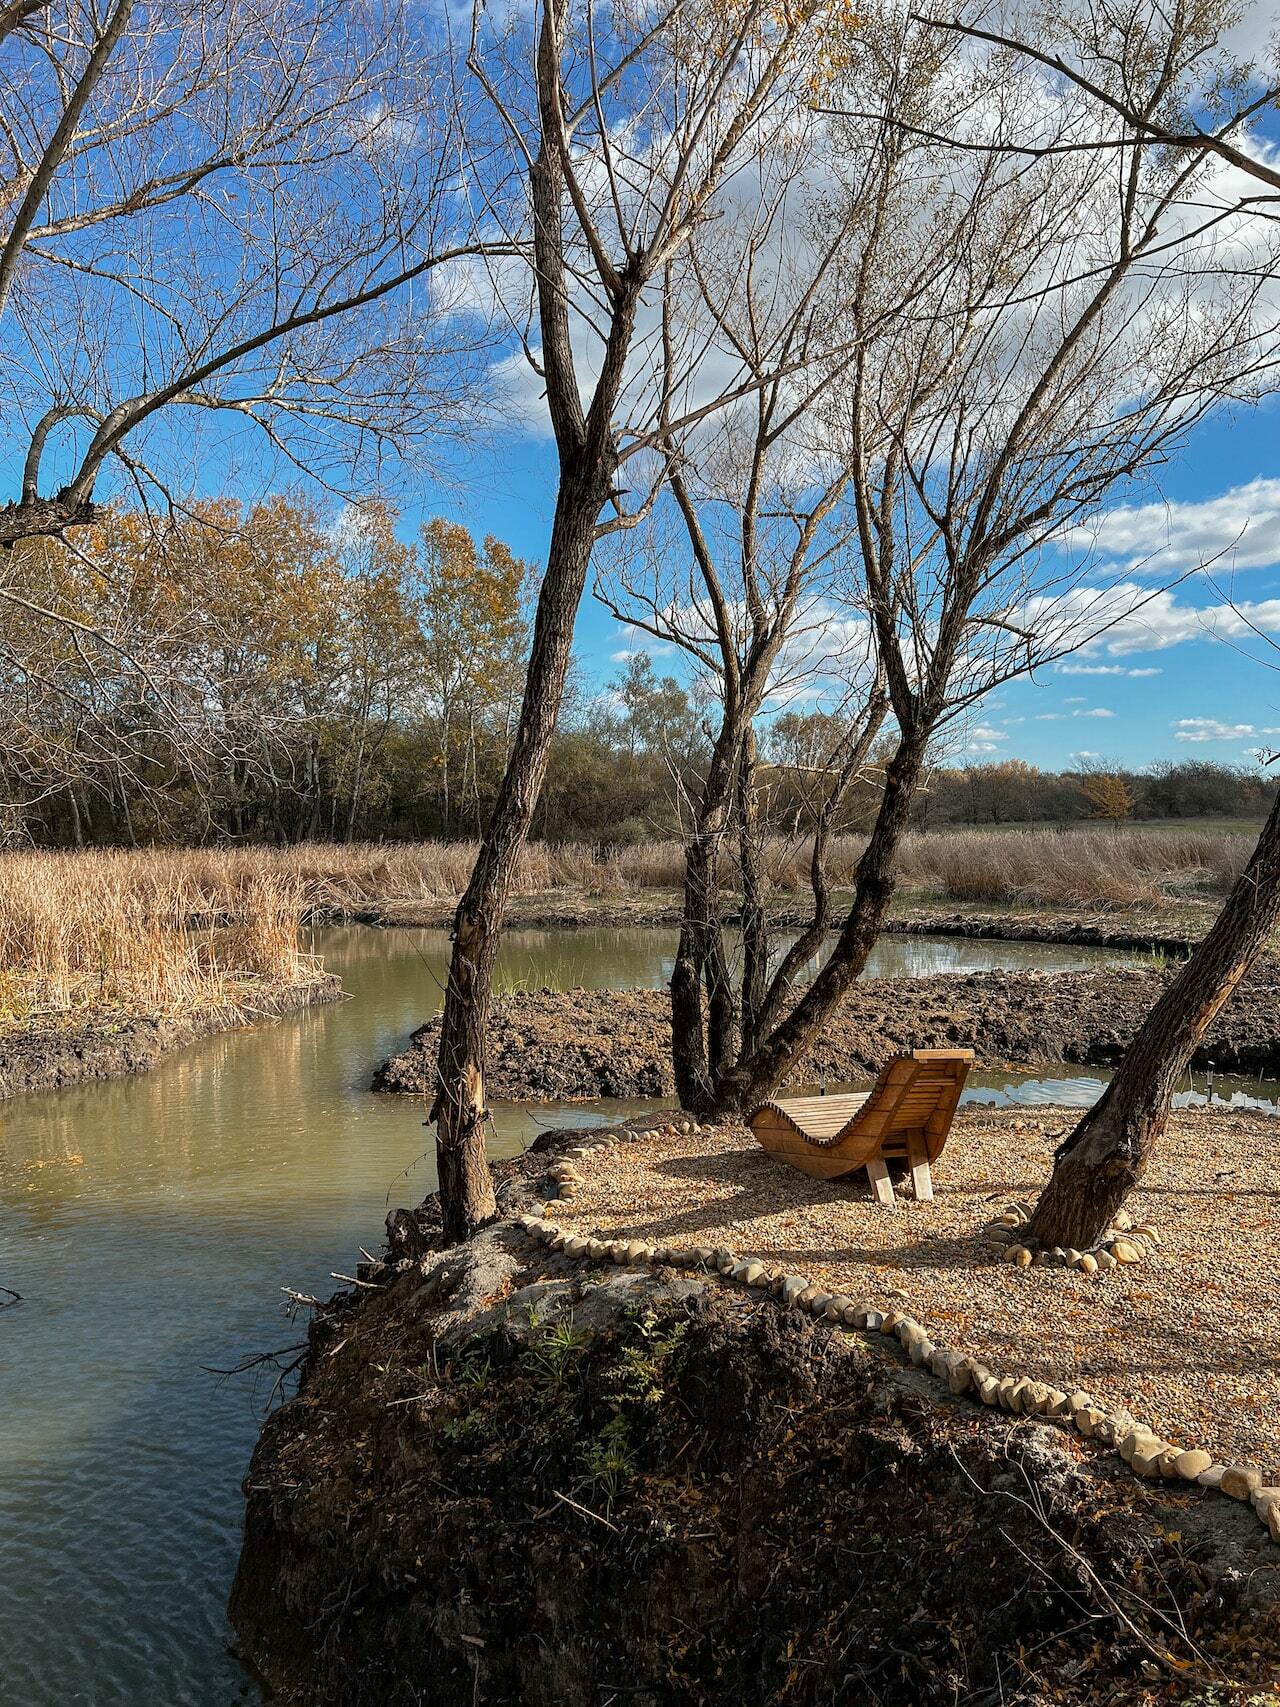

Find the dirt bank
[[337, 888, 1215, 952], [230, 1128, 1280, 1706], [372, 964, 1280, 1100], [0, 975, 343, 1099], [881, 901, 1210, 954]]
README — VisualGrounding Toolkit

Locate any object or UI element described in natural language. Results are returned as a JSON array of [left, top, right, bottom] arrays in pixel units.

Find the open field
[[3, 821, 1258, 920], [272, 824, 1251, 906]]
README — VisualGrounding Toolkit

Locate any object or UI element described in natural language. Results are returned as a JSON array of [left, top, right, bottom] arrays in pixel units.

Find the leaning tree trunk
[[1028, 787, 1280, 1250], [431, 465, 610, 1242], [737, 732, 769, 1061]]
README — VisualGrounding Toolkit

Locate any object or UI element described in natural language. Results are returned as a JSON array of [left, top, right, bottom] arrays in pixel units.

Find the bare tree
[[874, 2, 1280, 1246], [1029, 783, 1280, 1246], [430, 0, 854, 1238], [645, 0, 1280, 1116], [594, 115, 901, 1108], [918, 5, 1280, 196], [1028, 568, 1280, 1245], [0, 1, 493, 549]]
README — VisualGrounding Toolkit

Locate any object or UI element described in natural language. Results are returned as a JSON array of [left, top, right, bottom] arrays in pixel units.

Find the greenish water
[[0, 924, 1270, 1705]]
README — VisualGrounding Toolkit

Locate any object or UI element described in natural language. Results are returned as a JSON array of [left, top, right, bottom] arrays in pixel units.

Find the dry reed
[[0, 825, 1251, 1025], [0, 851, 317, 1026], [899, 826, 1250, 906]]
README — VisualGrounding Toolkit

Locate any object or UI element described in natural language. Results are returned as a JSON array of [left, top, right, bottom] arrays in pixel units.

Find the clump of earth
[[231, 1133, 1280, 1706]]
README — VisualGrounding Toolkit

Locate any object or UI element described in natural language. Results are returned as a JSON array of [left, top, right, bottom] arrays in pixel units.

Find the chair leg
[[865, 1154, 895, 1206], [907, 1136, 933, 1202]]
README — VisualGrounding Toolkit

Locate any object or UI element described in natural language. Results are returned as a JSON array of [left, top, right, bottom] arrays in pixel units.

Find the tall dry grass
[[896, 826, 1251, 906], [0, 826, 1251, 1024], [0, 850, 316, 1025]]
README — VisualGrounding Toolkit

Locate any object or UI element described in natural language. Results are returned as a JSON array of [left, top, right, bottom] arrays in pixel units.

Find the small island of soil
[[231, 1119, 1280, 1707], [372, 964, 1280, 1101], [0, 974, 343, 1099]]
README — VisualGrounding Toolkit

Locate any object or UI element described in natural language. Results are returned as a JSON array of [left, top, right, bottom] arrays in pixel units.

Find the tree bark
[[1028, 786, 1280, 1249], [671, 712, 746, 1110], [431, 464, 611, 1242], [671, 825, 722, 1110], [712, 733, 927, 1114], [737, 733, 768, 1060]]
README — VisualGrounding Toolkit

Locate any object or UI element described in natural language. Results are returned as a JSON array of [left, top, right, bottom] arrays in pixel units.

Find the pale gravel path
[[556, 1104, 1279, 1481]]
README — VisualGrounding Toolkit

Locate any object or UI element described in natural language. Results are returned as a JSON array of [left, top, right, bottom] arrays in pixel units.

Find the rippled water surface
[[1, 924, 1270, 1705]]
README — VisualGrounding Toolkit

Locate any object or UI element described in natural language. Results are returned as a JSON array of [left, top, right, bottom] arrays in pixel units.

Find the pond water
[[0, 925, 1271, 1705]]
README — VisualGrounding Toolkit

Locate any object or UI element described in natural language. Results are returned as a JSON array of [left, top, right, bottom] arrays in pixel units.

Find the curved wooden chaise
[[746, 1048, 975, 1205]]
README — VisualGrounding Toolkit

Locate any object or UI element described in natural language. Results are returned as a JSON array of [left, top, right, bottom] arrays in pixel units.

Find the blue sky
[[21, 192, 1279, 778], [400, 388, 1280, 774]]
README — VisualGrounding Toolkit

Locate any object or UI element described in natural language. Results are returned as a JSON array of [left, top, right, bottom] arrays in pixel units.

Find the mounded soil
[[230, 1128, 1280, 1706], [0, 974, 343, 1099], [372, 964, 1280, 1100]]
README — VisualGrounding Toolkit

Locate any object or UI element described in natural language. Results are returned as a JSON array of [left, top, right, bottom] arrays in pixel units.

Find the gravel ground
[[556, 1103, 1279, 1482]]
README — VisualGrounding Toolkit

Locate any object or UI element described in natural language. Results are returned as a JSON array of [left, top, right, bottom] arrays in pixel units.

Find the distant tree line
[[0, 502, 1268, 850], [910, 759, 1276, 831]]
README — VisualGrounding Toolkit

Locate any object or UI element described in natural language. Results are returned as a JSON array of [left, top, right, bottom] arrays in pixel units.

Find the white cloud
[[1173, 718, 1280, 743], [1062, 478, 1280, 577], [1072, 750, 1100, 761], [1021, 583, 1280, 659], [958, 722, 1007, 755], [1074, 707, 1115, 718], [609, 633, 674, 664], [1064, 695, 1086, 703], [955, 720, 1010, 754], [1056, 662, 1162, 678]]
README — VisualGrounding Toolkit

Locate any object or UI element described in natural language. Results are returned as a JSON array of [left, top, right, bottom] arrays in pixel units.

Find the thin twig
[[551, 1489, 620, 1532]]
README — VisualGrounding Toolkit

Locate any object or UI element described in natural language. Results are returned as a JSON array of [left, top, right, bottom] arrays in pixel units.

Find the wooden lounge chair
[[746, 1048, 974, 1205]]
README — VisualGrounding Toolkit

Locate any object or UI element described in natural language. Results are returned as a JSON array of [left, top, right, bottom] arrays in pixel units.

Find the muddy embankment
[[230, 1127, 1280, 1706], [343, 891, 1215, 953], [0, 975, 343, 1100], [373, 963, 1280, 1101]]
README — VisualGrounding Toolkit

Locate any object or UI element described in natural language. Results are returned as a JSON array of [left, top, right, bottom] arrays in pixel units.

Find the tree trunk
[[431, 464, 610, 1242], [737, 734, 768, 1060], [345, 707, 368, 843], [1028, 786, 1280, 1249], [67, 784, 84, 849], [671, 719, 744, 1112], [670, 829, 720, 1111], [713, 734, 927, 1114]]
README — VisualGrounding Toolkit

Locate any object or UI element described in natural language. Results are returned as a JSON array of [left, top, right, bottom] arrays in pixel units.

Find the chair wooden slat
[[746, 1049, 974, 1202]]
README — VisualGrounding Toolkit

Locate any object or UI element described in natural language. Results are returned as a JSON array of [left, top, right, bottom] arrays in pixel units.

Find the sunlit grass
[[0, 851, 319, 1026], [0, 824, 1251, 1027]]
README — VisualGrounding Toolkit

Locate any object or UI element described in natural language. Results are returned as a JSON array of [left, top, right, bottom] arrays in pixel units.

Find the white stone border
[[983, 1202, 1161, 1274], [511, 1127, 1280, 1549]]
